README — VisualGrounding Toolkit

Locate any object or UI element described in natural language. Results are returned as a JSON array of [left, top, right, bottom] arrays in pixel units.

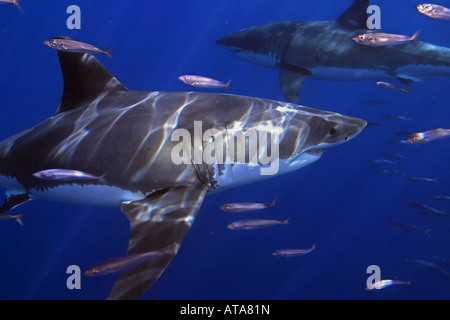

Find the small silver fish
[[429, 195, 450, 201], [178, 75, 231, 90], [0, 213, 24, 226], [43, 37, 111, 58], [83, 249, 174, 276], [0, 0, 23, 13], [360, 100, 391, 106], [32, 169, 105, 182], [405, 128, 450, 144], [352, 30, 420, 46], [375, 169, 404, 175], [220, 197, 277, 212], [404, 202, 446, 214], [382, 115, 414, 121], [406, 258, 450, 276], [418, 211, 450, 218], [417, 4, 450, 21], [227, 217, 290, 230], [376, 81, 411, 93], [389, 222, 431, 238], [370, 159, 397, 165], [382, 153, 412, 160], [272, 243, 316, 257], [403, 176, 439, 184], [366, 279, 411, 290]]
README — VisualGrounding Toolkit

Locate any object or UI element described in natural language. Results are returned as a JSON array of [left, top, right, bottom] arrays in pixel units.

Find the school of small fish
[[221, 198, 316, 257], [360, 3, 450, 291]]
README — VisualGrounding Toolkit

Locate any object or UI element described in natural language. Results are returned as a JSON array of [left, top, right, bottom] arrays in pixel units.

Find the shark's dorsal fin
[[53, 36, 126, 114], [336, 0, 370, 29]]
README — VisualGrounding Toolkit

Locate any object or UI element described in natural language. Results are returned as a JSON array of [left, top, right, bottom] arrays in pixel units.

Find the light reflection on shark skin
[[0, 48, 366, 299]]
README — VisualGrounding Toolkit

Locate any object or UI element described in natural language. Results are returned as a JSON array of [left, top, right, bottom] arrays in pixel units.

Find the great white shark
[[0, 38, 366, 299], [216, 0, 450, 103]]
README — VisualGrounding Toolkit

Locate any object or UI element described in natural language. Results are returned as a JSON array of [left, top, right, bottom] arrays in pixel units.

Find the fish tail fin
[[225, 79, 231, 91], [410, 29, 421, 41], [403, 88, 412, 94], [12, 0, 24, 14], [98, 172, 108, 183], [310, 243, 317, 251], [424, 229, 432, 238], [407, 278, 413, 286], [432, 178, 439, 183], [15, 213, 24, 226], [270, 195, 278, 207], [284, 217, 292, 224], [103, 47, 113, 59]]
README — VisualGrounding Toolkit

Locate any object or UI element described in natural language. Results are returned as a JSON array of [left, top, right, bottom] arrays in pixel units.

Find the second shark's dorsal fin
[[336, 0, 370, 29], [53, 36, 127, 114]]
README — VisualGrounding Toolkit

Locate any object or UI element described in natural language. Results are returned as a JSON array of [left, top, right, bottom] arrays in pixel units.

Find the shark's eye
[[329, 128, 337, 135]]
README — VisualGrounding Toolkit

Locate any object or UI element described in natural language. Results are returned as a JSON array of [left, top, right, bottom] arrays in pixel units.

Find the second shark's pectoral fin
[[395, 75, 421, 86], [0, 191, 31, 214], [279, 65, 312, 103], [108, 183, 207, 300]]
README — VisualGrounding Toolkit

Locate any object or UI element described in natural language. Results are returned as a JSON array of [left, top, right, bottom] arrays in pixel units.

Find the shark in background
[[0, 37, 366, 299], [216, 0, 450, 103]]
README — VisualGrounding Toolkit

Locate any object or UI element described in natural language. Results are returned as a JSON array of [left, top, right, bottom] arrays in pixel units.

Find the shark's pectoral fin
[[108, 183, 207, 300], [395, 75, 421, 86], [279, 64, 312, 103], [0, 191, 31, 214]]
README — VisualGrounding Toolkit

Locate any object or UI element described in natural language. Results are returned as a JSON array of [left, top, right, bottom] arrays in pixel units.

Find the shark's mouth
[[305, 148, 323, 156]]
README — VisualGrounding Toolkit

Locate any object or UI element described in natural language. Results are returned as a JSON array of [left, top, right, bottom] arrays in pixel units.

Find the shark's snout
[[215, 34, 243, 53]]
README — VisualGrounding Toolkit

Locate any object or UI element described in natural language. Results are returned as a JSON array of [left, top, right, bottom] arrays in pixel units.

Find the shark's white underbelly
[[28, 184, 145, 207], [211, 151, 321, 191], [0, 174, 145, 208]]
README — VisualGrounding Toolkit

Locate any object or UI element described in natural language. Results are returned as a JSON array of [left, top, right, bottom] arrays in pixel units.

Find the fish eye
[[358, 35, 364, 40], [329, 128, 337, 135]]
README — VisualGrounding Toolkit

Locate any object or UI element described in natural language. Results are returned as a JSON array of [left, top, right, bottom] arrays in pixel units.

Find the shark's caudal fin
[[53, 36, 127, 114], [336, 0, 370, 29], [108, 183, 207, 299]]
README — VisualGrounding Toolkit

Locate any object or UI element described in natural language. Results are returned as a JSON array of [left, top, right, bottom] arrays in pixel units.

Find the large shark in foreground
[[216, 0, 450, 103], [0, 44, 366, 299]]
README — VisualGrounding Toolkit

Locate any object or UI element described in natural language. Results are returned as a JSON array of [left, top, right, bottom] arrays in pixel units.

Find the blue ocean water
[[0, 0, 448, 300]]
